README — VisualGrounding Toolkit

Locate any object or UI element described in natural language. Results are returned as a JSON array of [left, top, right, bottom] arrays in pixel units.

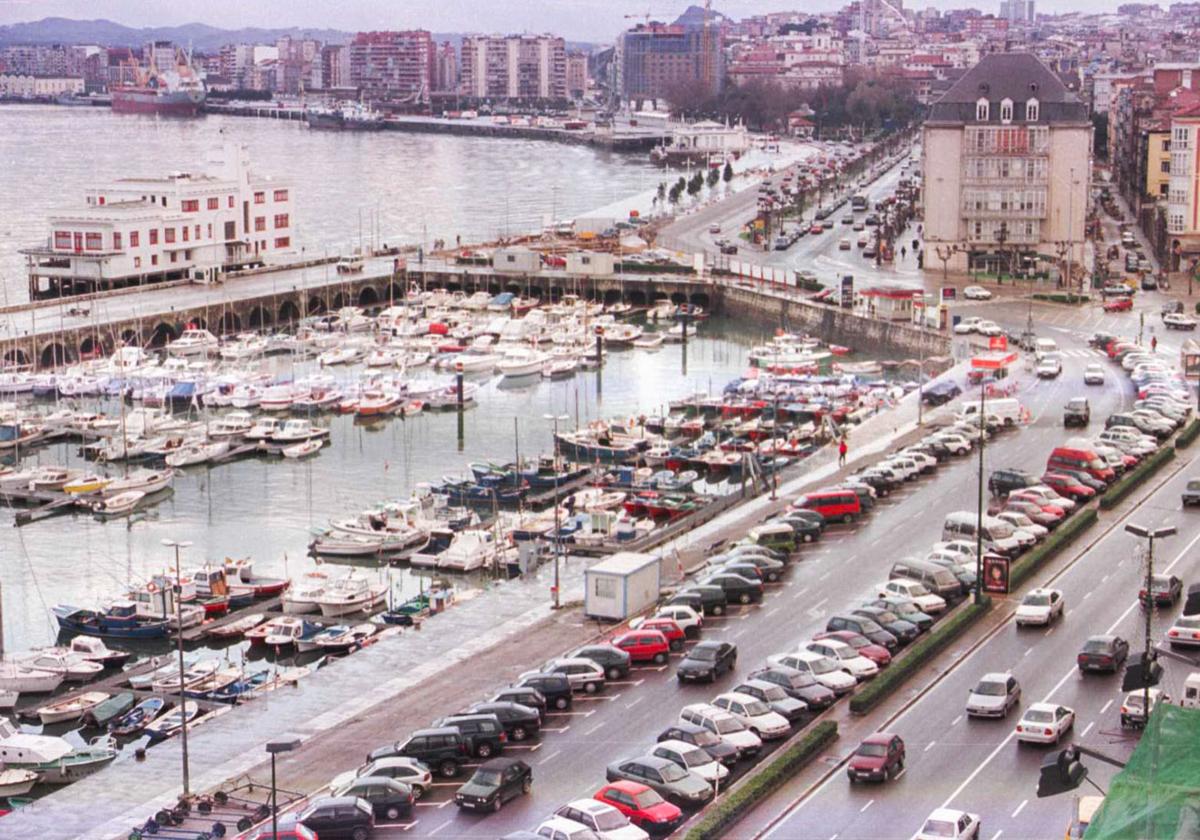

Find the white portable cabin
[[566, 251, 616, 276], [492, 247, 541, 274], [1183, 673, 1200, 709], [584, 552, 661, 621]]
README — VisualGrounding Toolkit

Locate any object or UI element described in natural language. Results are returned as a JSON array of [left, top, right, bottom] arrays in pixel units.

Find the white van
[[942, 511, 1022, 555], [1183, 672, 1200, 709], [958, 398, 1022, 427], [1034, 338, 1058, 361]]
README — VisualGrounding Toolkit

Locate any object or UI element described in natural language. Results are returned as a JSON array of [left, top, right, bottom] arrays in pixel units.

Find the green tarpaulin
[[1085, 704, 1200, 839]]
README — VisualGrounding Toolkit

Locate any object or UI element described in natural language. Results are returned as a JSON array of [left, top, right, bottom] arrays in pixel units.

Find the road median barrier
[[1031, 292, 1088, 305], [1176, 419, 1200, 449], [1008, 506, 1098, 591], [684, 721, 838, 840], [848, 600, 991, 716], [1100, 447, 1176, 510]]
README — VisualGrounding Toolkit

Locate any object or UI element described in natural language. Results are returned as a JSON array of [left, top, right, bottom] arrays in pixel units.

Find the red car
[[813, 630, 891, 667], [610, 629, 671, 664], [1008, 492, 1067, 518], [636, 618, 686, 652], [809, 223, 825, 234], [846, 733, 906, 782], [1103, 297, 1133, 312], [1040, 472, 1097, 501], [594, 781, 684, 835]]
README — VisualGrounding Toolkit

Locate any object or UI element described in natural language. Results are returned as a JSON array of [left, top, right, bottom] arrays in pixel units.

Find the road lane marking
[[860, 799, 874, 813], [894, 768, 906, 780], [924, 741, 936, 751], [626, 696, 645, 709], [545, 710, 593, 717], [607, 679, 645, 686], [951, 715, 962, 726], [1083, 591, 1092, 599], [811, 597, 829, 610], [1081, 721, 1094, 737], [990, 832, 1003, 840], [538, 750, 561, 765], [1012, 799, 1027, 818], [575, 695, 619, 702], [541, 726, 571, 733], [584, 721, 605, 736], [426, 820, 451, 835], [506, 742, 542, 751], [1100, 699, 1113, 715], [1102, 574, 1110, 583]]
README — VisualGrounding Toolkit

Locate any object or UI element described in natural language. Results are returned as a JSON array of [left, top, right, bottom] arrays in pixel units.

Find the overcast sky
[[0, 0, 1130, 41]]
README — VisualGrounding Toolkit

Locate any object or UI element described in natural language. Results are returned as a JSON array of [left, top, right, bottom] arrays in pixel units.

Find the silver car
[[966, 672, 1020, 718]]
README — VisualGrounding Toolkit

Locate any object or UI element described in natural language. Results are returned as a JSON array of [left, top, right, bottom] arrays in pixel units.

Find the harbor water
[[0, 104, 664, 306]]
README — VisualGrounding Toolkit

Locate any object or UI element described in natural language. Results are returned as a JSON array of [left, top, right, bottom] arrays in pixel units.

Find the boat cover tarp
[[1084, 704, 1200, 839], [167, 381, 196, 400]]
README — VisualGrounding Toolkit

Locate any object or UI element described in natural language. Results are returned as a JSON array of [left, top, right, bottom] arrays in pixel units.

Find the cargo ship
[[111, 49, 206, 117]]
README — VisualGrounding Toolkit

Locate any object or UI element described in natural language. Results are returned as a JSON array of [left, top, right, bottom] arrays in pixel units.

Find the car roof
[[1025, 702, 1060, 714], [861, 732, 896, 745], [566, 798, 616, 814], [412, 726, 461, 737], [655, 738, 697, 753], [480, 756, 526, 770], [540, 816, 591, 832], [979, 672, 1011, 683], [715, 691, 758, 704], [929, 808, 968, 821], [812, 637, 850, 650], [605, 779, 650, 794]]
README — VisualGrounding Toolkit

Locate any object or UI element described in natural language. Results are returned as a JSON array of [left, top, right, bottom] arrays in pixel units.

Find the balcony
[[963, 206, 1046, 220]]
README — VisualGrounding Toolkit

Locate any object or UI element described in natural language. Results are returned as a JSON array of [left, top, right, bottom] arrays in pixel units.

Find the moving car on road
[[1016, 703, 1075, 744], [846, 733, 906, 782], [1167, 614, 1200, 648], [1014, 588, 1065, 626], [1064, 398, 1090, 427], [1037, 356, 1063, 378], [1084, 363, 1106, 385], [917, 808, 981, 839], [1077, 635, 1130, 673], [1121, 688, 1168, 728], [1103, 297, 1133, 312], [966, 672, 1021, 718], [1165, 313, 1198, 330], [1184, 478, 1200, 507], [963, 285, 992, 300]]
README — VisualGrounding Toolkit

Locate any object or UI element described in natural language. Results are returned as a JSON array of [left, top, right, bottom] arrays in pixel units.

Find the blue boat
[[53, 603, 170, 639], [207, 671, 269, 703], [109, 696, 166, 736]]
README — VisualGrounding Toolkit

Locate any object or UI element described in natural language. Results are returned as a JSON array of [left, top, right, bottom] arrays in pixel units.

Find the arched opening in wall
[[40, 342, 72, 368], [248, 306, 273, 330], [689, 293, 710, 310], [307, 296, 326, 315], [627, 290, 646, 306], [3, 348, 30, 368], [331, 292, 347, 310], [79, 335, 103, 360], [278, 300, 301, 325], [603, 289, 623, 305], [670, 292, 687, 304], [148, 322, 179, 348], [358, 286, 380, 309], [120, 329, 139, 347], [217, 311, 242, 336], [386, 282, 404, 303]]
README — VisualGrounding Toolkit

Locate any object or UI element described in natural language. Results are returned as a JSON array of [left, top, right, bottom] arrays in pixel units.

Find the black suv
[[294, 796, 375, 840], [433, 713, 507, 758], [1064, 398, 1090, 428], [677, 640, 738, 683], [466, 702, 541, 741], [677, 584, 729, 616], [571, 644, 632, 680], [988, 468, 1037, 498], [515, 673, 573, 710], [455, 757, 532, 812], [490, 686, 547, 719], [368, 727, 470, 777]]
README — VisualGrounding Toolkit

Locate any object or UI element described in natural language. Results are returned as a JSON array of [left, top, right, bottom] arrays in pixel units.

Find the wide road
[[299, 319, 1134, 838]]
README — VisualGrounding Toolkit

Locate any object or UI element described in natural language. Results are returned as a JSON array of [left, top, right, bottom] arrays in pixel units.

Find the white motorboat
[[603, 322, 644, 347], [219, 333, 268, 361], [272, 418, 329, 443], [0, 768, 37, 797], [281, 571, 341, 614], [68, 636, 130, 668], [542, 357, 578, 379], [28, 467, 80, 491], [436, 530, 505, 572], [37, 691, 110, 725], [0, 662, 64, 694], [260, 383, 300, 412], [282, 440, 323, 459], [16, 650, 104, 682], [0, 689, 17, 709], [315, 574, 389, 617], [209, 410, 255, 439], [244, 417, 282, 442], [165, 439, 231, 468], [167, 329, 220, 358], [103, 467, 174, 495], [0, 716, 73, 767], [92, 490, 146, 517], [319, 343, 367, 367], [446, 352, 500, 374], [498, 348, 551, 380], [365, 346, 404, 368], [229, 383, 263, 409], [633, 333, 665, 350]]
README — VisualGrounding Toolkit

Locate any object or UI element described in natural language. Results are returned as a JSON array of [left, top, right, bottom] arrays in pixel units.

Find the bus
[[850, 193, 868, 211]]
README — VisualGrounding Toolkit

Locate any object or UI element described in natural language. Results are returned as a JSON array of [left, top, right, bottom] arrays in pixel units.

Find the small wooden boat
[[282, 439, 322, 459], [151, 660, 219, 694], [184, 666, 242, 699], [91, 490, 145, 518], [108, 696, 165, 736], [208, 670, 269, 703], [300, 622, 377, 654], [206, 612, 266, 640], [0, 768, 37, 797], [84, 691, 135, 728], [37, 691, 111, 725], [144, 702, 199, 742], [245, 616, 319, 649], [632, 333, 665, 350]]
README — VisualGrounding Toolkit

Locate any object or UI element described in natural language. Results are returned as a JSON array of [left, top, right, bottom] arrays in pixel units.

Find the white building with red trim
[[22, 143, 293, 300]]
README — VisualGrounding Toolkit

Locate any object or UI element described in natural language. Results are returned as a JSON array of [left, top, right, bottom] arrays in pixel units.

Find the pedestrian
[[901, 246, 907, 259], [838, 436, 848, 467], [1152, 335, 1158, 352]]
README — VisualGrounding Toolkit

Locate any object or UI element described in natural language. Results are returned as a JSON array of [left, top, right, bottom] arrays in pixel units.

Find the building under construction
[[614, 21, 724, 108]]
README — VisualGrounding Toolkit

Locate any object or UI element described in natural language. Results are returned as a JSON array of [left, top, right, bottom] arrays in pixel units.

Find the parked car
[[677, 640, 737, 683], [611, 630, 671, 665], [536, 658, 607, 694], [651, 739, 729, 786], [515, 673, 574, 711], [963, 285, 992, 300], [767, 651, 857, 695], [331, 757, 432, 800], [491, 686, 547, 719], [710, 692, 791, 739], [657, 722, 739, 767], [878, 579, 946, 614], [1077, 635, 1129, 673], [571, 644, 633, 680], [592, 781, 684, 836], [846, 733, 906, 782], [1164, 313, 1198, 330], [673, 584, 729, 617], [678, 704, 763, 758], [700, 572, 763, 605], [604, 756, 713, 808], [466, 702, 541, 742], [850, 606, 920, 645], [825, 613, 899, 650], [455, 757, 532, 812], [431, 713, 507, 759], [732, 678, 809, 722], [294, 796, 375, 840], [988, 468, 1037, 498], [865, 597, 934, 633], [965, 672, 1021, 718], [805, 638, 879, 680], [554, 798, 650, 840], [368, 727, 470, 778], [330, 777, 414, 821], [747, 665, 837, 710]]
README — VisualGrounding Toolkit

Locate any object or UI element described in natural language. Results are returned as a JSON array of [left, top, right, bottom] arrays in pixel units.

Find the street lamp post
[[974, 381, 986, 604], [266, 736, 302, 839], [544, 413, 569, 609], [161, 538, 193, 797], [1124, 524, 1175, 719]]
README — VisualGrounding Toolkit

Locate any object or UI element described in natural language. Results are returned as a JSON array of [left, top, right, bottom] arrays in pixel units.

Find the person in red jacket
[[838, 436, 848, 467]]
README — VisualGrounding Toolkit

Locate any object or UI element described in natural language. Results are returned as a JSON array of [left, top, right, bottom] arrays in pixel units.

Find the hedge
[[1008, 506, 1098, 591], [1177, 419, 1200, 449], [848, 600, 991, 716], [1099, 446, 1176, 509], [1032, 292, 1089, 305], [684, 721, 838, 840]]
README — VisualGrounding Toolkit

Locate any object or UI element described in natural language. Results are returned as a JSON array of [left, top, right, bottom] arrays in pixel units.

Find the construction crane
[[624, 11, 653, 27]]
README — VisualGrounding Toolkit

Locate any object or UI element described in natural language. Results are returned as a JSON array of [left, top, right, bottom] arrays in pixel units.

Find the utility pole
[[974, 380, 986, 604], [162, 538, 194, 797], [544, 413, 568, 609], [1124, 524, 1175, 721]]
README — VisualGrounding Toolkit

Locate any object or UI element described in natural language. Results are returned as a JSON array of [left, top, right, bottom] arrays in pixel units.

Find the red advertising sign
[[988, 335, 1009, 351], [984, 554, 1010, 594]]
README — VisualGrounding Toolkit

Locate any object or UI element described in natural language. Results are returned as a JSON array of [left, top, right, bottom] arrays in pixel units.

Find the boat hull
[[111, 88, 205, 116]]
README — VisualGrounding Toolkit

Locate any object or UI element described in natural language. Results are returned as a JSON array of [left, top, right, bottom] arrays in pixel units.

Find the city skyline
[[0, 0, 1135, 42]]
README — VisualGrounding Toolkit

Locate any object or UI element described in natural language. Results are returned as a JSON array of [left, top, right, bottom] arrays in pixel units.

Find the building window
[[1025, 98, 1038, 121], [999, 98, 1014, 123], [1163, 139, 1171, 152], [254, 216, 266, 232], [181, 199, 199, 212], [194, 224, 200, 239], [228, 195, 235, 208], [134, 256, 141, 268], [273, 189, 288, 202], [254, 191, 265, 204], [130, 230, 140, 247], [275, 236, 290, 248], [976, 98, 989, 121], [85, 232, 102, 250], [53, 231, 72, 249], [207, 197, 219, 210], [273, 214, 289, 229], [113, 232, 122, 249], [149, 229, 159, 245], [1162, 160, 1171, 174], [151, 254, 158, 266], [184, 250, 192, 260], [170, 252, 177, 263], [182, 227, 189, 242], [1161, 183, 1170, 196], [207, 224, 212, 238], [165, 228, 176, 244]]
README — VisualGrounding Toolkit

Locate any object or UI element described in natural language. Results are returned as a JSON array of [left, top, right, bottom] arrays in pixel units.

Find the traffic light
[[1037, 746, 1088, 798], [1122, 651, 1163, 692]]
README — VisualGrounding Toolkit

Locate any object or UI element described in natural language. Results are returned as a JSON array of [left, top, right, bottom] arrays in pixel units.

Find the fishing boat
[[144, 702, 199, 742], [356, 389, 402, 417], [184, 666, 242, 699], [244, 616, 320, 649], [207, 670, 269, 703], [16, 650, 104, 682], [91, 490, 146, 518], [83, 691, 135, 728], [62, 473, 112, 495], [205, 612, 265, 640], [0, 663, 64, 694], [379, 593, 431, 626], [314, 574, 388, 618], [187, 566, 250, 610], [151, 660, 220, 694], [53, 603, 170, 640], [37, 691, 111, 725], [108, 696, 166, 736], [281, 572, 337, 614], [67, 637, 130, 668], [225, 560, 290, 599], [128, 577, 206, 630], [282, 439, 323, 459], [0, 769, 37, 797], [306, 623, 378, 654]]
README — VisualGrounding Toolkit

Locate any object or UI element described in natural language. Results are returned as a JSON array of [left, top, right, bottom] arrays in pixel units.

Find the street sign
[[983, 554, 1010, 594], [940, 287, 956, 303], [840, 275, 854, 308]]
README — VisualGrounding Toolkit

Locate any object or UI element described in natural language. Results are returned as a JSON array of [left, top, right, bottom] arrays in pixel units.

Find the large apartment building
[[615, 23, 724, 107], [22, 144, 292, 299], [922, 53, 1091, 277], [349, 30, 435, 103], [459, 34, 566, 100]]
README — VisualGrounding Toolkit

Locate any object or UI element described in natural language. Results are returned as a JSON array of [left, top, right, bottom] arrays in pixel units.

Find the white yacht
[[167, 329, 220, 358], [315, 574, 388, 617], [0, 716, 73, 766], [498, 347, 551, 380], [0, 663, 64, 694], [16, 650, 104, 682], [209, 410, 255, 439]]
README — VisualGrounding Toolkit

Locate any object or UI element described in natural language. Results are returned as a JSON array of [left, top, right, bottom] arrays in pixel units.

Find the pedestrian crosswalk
[[1059, 348, 1105, 358]]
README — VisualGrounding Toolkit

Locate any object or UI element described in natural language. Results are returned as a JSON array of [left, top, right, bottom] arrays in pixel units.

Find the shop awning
[[970, 351, 1018, 370]]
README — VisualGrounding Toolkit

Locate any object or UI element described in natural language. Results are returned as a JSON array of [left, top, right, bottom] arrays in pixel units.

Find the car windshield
[[689, 647, 719, 662], [472, 768, 503, 786], [1025, 710, 1054, 723], [634, 789, 665, 808], [1082, 639, 1111, 654], [808, 657, 837, 674], [757, 684, 786, 700], [1007, 514, 1033, 527], [690, 728, 720, 746], [714, 716, 745, 734], [1126, 695, 1146, 709], [680, 747, 710, 766], [1023, 594, 1051, 607], [856, 743, 888, 758], [659, 763, 687, 782], [921, 819, 958, 837], [1178, 617, 1200, 629], [742, 699, 771, 716], [593, 809, 628, 830], [975, 681, 1007, 696], [843, 634, 869, 648]]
